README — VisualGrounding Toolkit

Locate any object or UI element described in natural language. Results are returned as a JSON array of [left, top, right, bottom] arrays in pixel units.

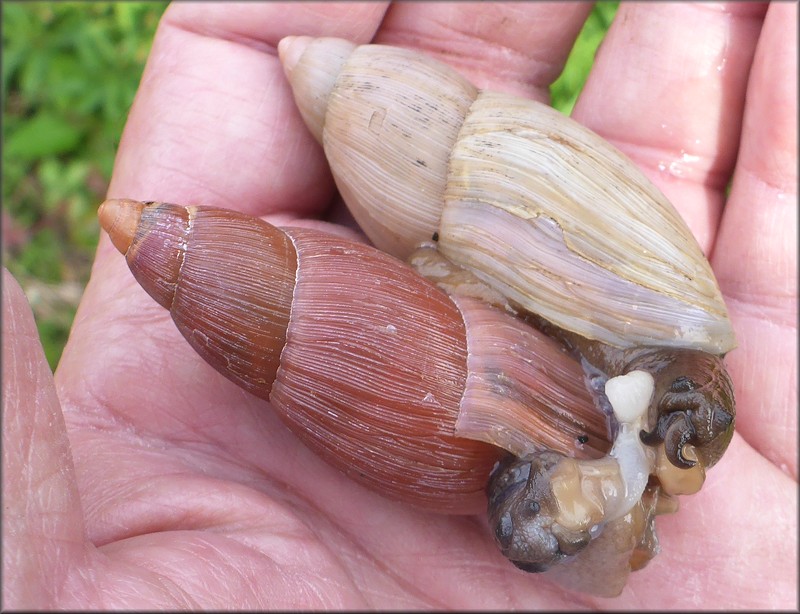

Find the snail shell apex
[[279, 36, 736, 355]]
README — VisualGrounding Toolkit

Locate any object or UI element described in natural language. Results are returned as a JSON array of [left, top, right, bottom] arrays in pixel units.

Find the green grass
[[551, 2, 619, 115], [2, 1, 168, 368], [2, 1, 617, 371]]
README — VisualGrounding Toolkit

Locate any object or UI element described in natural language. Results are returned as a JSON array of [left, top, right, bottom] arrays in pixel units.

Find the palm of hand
[[4, 3, 796, 609]]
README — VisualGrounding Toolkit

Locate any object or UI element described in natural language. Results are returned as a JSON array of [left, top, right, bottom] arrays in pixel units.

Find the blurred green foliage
[[551, 2, 619, 114], [2, 1, 616, 372], [2, 1, 168, 368]]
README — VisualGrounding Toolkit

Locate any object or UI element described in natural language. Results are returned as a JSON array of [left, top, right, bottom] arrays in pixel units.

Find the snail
[[99, 197, 729, 597]]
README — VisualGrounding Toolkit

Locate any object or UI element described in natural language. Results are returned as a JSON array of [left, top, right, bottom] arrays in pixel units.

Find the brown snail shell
[[99, 199, 609, 513], [100, 199, 689, 597]]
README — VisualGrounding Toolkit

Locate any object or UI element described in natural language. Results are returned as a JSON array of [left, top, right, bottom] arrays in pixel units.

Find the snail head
[[637, 349, 735, 471], [486, 452, 592, 573]]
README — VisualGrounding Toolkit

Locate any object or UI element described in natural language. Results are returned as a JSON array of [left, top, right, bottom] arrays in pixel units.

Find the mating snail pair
[[99, 37, 736, 597]]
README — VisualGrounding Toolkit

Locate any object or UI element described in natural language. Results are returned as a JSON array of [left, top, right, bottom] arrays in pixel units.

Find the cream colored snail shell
[[278, 36, 737, 356]]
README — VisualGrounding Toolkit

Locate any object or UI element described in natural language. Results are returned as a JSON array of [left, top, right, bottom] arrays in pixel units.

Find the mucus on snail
[[98, 34, 736, 600]]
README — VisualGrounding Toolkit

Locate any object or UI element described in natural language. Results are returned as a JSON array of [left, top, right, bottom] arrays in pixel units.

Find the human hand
[[4, 2, 796, 609]]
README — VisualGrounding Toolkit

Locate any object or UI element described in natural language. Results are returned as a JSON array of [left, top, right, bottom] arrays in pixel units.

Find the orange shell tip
[[98, 199, 145, 255]]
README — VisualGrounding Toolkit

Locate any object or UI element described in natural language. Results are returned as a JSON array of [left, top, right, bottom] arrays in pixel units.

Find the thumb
[[2, 268, 88, 608]]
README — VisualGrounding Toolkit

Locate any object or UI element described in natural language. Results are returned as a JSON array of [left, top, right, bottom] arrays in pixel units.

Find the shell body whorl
[[280, 37, 736, 355]]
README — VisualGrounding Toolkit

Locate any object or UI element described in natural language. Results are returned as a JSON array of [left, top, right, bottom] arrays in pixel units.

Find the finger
[[573, 2, 767, 251], [374, 1, 593, 101], [624, 436, 797, 608], [2, 269, 88, 608], [712, 2, 798, 477], [106, 1, 388, 225]]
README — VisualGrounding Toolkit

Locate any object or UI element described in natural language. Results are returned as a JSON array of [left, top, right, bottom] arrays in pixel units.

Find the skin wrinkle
[[135, 98, 269, 204], [163, 2, 389, 52], [48, 542, 93, 610], [582, 123, 736, 201], [95, 555, 201, 609], [419, 540, 553, 606], [736, 148, 798, 195], [601, 137, 733, 192], [59, 322, 182, 439], [290, 490, 450, 607], [383, 28, 557, 101], [718, 178, 797, 308], [148, 109, 254, 191], [162, 12, 280, 56], [177, 540, 256, 594], [162, 3, 385, 55], [78, 427, 291, 511], [87, 463, 310, 545], [60, 336, 171, 427], [722, 322, 797, 479], [298, 518, 446, 608], [390, 26, 543, 76], [724, 294, 796, 329], [691, 1, 768, 18]]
